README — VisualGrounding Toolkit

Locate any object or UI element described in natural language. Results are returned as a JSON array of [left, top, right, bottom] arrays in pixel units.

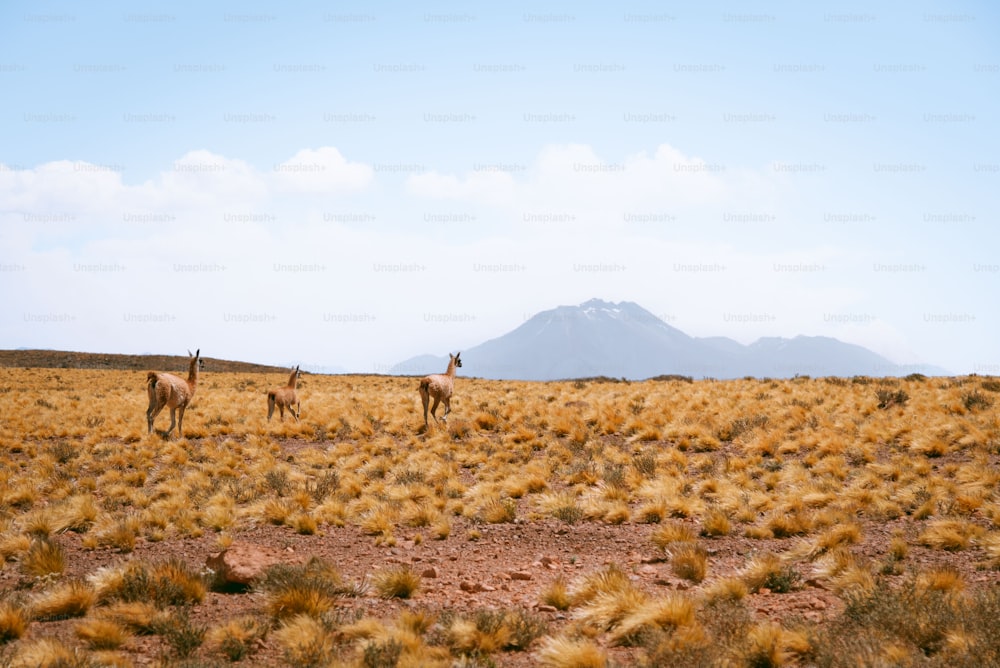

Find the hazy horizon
[[1, 1, 997, 375]]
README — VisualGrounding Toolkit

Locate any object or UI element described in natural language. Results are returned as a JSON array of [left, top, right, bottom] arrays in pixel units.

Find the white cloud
[[406, 169, 516, 206], [0, 147, 372, 219], [0, 143, 976, 373], [405, 142, 776, 214], [271, 147, 373, 194], [150, 150, 267, 210], [0, 160, 126, 214]]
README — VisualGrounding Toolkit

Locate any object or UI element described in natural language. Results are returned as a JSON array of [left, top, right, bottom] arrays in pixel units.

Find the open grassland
[[0, 367, 998, 666]]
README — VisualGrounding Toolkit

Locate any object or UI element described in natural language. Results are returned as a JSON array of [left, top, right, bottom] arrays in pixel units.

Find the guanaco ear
[[195, 349, 200, 358], [188, 349, 192, 357]]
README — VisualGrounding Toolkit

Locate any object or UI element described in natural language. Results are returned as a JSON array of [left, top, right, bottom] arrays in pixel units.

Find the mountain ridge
[[393, 298, 950, 380]]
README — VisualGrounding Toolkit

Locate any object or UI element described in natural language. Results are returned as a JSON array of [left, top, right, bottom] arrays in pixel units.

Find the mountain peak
[[393, 299, 942, 380]]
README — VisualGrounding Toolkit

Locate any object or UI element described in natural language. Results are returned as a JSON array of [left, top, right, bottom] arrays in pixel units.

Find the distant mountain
[[393, 298, 949, 380]]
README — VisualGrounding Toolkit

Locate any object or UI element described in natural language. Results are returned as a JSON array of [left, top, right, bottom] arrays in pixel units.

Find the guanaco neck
[[187, 355, 200, 389], [446, 357, 457, 377], [287, 369, 299, 389]]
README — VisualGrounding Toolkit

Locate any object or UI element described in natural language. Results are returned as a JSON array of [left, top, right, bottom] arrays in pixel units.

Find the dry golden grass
[[273, 613, 333, 666], [9, 637, 88, 668], [73, 618, 130, 650], [670, 542, 709, 583], [29, 580, 96, 621], [536, 635, 608, 668], [541, 576, 572, 610], [373, 565, 421, 599], [20, 538, 65, 577], [0, 369, 998, 664], [0, 601, 30, 642]]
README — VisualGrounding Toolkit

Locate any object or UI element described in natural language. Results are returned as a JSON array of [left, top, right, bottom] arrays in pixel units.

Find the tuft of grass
[[95, 600, 169, 635], [767, 510, 813, 538], [635, 500, 667, 524], [479, 496, 517, 524], [536, 635, 608, 668], [876, 388, 909, 409], [962, 390, 993, 411], [541, 576, 571, 611], [206, 615, 267, 661], [837, 575, 970, 659], [9, 637, 90, 668], [274, 613, 334, 667], [609, 593, 697, 646], [918, 519, 984, 551], [0, 533, 32, 562], [292, 512, 319, 535], [431, 516, 451, 540], [74, 618, 130, 650], [651, 521, 697, 550], [99, 518, 139, 553], [29, 580, 96, 621], [915, 566, 965, 597], [373, 565, 421, 599], [0, 600, 30, 643], [441, 608, 544, 654], [744, 621, 809, 668], [742, 553, 801, 594], [154, 607, 207, 659], [51, 494, 98, 534], [553, 505, 585, 524], [703, 577, 749, 603], [261, 558, 347, 620], [92, 558, 206, 608], [502, 607, 549, 651], [575, 584, 649, 634], [700, 509, 732, 537], [20, 537, 65, 577], [362, 637, 405, 667], [632, 452, 657, 477], [671, 543, 708, 583], [570, 564, 633, 607]]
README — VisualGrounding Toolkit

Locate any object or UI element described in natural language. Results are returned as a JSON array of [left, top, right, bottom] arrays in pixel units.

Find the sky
[[0, 0, 997, 375]]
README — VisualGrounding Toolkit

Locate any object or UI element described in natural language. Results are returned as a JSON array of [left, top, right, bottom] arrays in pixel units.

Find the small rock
[[421, 567, 438, 579], [810, 598, 827, 610], [509, 571, 532, 581], [537, 604, 557, 613]]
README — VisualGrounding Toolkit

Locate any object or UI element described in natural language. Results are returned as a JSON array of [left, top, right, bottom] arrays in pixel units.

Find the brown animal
[[146, 349, 203, 437], [419, 352, 461, 427], [267, 365, 301, 422]]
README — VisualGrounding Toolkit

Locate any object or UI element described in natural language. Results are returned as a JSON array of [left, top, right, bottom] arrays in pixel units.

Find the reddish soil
[[10, 479, 996, 666]]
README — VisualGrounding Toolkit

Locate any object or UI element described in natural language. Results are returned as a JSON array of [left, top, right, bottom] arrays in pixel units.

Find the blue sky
[[1, 1, 997, 375]]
